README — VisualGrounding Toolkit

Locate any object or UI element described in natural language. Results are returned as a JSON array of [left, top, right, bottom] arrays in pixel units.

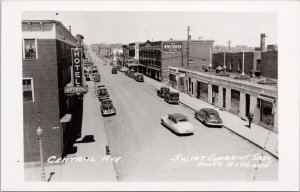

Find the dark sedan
[[100, 99, 116, 116], [194, 108, 223, 127]]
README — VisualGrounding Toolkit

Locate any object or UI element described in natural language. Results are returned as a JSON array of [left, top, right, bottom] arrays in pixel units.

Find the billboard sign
[[163, 42, 182, 53]]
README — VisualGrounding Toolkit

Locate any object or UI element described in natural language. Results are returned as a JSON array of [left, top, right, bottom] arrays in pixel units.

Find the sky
[[23, 11, 277, 47]]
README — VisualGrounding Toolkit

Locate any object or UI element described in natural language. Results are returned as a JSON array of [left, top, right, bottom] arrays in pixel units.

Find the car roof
[[201, 108, 218, 113], [99, 87, 107, 90], [101, 99, 112, 103], [169, 91, 179, 94], [160, 86, 169, 89], [170, 113, 187, 120]]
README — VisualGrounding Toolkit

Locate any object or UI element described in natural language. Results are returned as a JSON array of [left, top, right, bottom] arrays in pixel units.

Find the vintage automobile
[[194, 108, 223, 127], [128, 69, 136, 78], [112, 67, 118, 74], [161, 113, 195, 135], [100, 99, 116, 116], [157, 86, 170, 98], [98, 87, 109, 101], [164, 91, 180, 104], [135, 73, 144, 82]]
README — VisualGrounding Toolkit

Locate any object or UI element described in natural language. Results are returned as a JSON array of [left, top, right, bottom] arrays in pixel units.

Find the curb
[[179, 100, 278, 159]]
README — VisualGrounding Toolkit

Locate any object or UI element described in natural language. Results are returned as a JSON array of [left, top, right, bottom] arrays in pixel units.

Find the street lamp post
[[37, 127, 46, 181]]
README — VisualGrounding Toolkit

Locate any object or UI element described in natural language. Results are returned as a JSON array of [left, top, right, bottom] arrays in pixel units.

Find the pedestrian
[[248, 111, 254, 128]]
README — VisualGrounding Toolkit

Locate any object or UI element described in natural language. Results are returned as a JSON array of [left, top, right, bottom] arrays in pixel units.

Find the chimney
[[260, 33, 266, 52]]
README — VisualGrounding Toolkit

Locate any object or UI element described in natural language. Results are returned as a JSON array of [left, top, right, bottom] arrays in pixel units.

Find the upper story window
[[23, 78, 34, 103], [24, 39, 37, 59]]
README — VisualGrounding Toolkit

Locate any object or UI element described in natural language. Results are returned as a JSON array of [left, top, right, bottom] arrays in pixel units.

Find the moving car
[[98, 87, 109, 101], [134, 73, 144, 82], [157, 86, 170, 98], [161, 113, 195, 135], [194, 108, 223, 127], [100, 99, 116, 116], [164, 91, 180, 104], [112, 67, 118, 74]]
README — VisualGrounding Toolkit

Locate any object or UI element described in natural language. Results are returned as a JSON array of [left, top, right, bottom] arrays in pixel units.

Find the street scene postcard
[[1, 1, 300, 191]]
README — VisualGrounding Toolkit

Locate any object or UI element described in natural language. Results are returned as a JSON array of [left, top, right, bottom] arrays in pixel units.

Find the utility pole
[[186, 26, 191, 67], [228, 40, 231, 50]]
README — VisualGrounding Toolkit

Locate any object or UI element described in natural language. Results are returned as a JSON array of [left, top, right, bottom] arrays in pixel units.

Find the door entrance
[[246, 94, 250, 117], [223, 88, 226, 108]]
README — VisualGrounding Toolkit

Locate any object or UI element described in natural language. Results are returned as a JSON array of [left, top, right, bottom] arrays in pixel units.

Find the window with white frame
[[23, 78, 34, 102], [24, 39, 37, 59]]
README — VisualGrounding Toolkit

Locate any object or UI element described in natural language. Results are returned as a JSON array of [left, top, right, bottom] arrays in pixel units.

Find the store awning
[[234, 73, 250, 80], [217, 71, 230, 76], [257, 78, 277, 85], [258, 95, 275, 103]]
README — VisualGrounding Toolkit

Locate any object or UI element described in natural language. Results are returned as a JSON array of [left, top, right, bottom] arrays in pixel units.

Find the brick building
[[212, 50, 277, 79], [22, 20, 83, 162], [138, 39, 214, 83]]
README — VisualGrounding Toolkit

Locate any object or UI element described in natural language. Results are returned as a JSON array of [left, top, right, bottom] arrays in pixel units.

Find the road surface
[[90, 52, 278, 181]]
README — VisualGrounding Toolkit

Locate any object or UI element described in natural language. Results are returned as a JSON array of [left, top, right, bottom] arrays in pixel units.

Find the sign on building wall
[[72, 48, 83, 86], [66, 47, 88, 95], [163, 42, 182, 53]]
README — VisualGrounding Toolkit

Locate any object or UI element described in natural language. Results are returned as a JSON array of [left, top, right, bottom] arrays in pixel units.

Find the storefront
[[169, 73, 177, 88], [212, 85, 219, 105], [197, 81, 208, 101], [231, 89, 240, 114], [258, 95, 276, 132]]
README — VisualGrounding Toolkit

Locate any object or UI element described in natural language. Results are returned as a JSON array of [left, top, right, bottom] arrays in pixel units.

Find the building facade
[[169, 67, 278, 133], [138, 39, 214, 83], [22, 20, 83, 162], [212, 49, 277, 79]]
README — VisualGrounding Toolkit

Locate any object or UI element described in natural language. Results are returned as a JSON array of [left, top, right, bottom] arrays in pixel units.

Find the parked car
[[135, 73, 144, 82], [161, 113, 195, 135], [112, 67, 118, 74], [98, 87, 109, 101], [157, 86, 170, 98], [164, 91, 180, 104], [100, 99, 116, 116], [194, 108, 223, 127], [128, 69, 135, 78]]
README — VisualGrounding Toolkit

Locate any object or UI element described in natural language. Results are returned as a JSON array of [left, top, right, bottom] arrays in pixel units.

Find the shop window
[[24, 39, 37, 59], [198, 82, 208, 101], [260, 100, 274, 127], [23, 78, 34, 102], [212, 85, 219, 104], [231, 89, 240, 112]]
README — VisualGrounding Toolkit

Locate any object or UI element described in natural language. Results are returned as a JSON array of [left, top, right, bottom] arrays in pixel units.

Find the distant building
[[138, 39, 214, 83], [22, 20, 83, 162]]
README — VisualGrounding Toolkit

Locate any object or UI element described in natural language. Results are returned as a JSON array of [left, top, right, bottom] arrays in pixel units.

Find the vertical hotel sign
[[64, 48, 88, 94], [72, 48, 83, 86]]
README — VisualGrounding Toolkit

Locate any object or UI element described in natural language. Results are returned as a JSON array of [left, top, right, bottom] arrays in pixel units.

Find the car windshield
[[178, 119, 188, 122], [99, 89, 107, 94], [170, 93, 179, 97], [102, 100, 112, 105], [209, 112, 219, 118]]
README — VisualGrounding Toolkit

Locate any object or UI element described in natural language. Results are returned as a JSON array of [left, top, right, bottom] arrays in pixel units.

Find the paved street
[[90, 52, 278, 181]]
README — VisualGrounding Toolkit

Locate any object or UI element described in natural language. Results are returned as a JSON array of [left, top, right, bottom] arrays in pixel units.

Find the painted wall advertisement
[[163, 42, 182, 53]]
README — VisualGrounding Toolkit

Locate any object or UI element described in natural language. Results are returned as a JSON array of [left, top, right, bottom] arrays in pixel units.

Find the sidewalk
[[24, 80, 116, 181], [143, 76, 278, 158]]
